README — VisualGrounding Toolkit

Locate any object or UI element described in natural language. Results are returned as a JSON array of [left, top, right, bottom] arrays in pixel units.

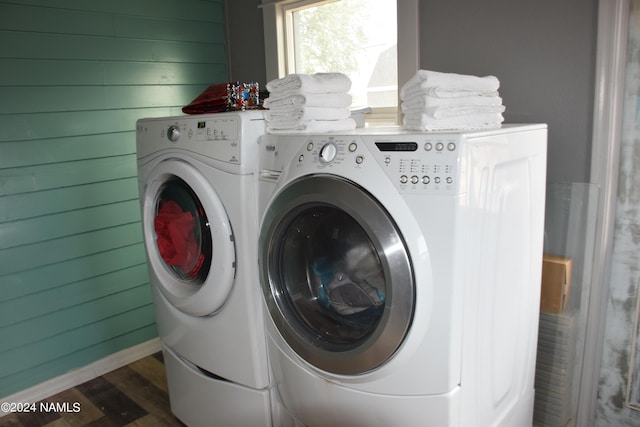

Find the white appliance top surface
[[319, 123, 547, 137], [137, 109, 266, 123]]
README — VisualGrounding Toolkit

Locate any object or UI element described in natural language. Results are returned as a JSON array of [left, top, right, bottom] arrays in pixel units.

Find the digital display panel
[[375, 142, 418, 152], [197, 121, 206, 129]]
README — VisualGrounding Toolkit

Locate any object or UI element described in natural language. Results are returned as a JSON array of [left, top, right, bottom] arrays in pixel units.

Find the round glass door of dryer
[[153, 177, 212, 283], [260, 174, 414, 375], [143, 159, 236, 317]]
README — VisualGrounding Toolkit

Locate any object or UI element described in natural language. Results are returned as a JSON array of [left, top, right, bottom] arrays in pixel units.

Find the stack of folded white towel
[[400, 70, 505, 131], [264, 73, 356, 134]]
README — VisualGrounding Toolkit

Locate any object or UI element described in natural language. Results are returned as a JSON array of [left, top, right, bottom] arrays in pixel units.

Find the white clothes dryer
[[257, 125, 547, 426], [136, 111, 271, 427]]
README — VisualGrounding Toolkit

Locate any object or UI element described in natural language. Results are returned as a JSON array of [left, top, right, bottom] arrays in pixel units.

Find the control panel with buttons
[[136, 111, 266, 175], [299, 136, 356, 168], [292, 133, 461, 195], [158, 118, 240, 145], [374, 135, 459, 194], [139, 116, 244, 165]]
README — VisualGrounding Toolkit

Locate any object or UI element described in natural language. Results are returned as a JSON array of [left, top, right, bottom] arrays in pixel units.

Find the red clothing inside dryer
[[154, 200, 201, 274]]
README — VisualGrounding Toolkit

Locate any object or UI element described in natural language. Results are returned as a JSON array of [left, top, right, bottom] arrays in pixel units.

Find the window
[[262, 0, 418, 126], [286, 0, 397, 113]]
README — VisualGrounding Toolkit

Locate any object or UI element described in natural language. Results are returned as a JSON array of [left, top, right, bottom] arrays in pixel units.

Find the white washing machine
[[136, 111, 272, 427], [257, 124, 547, 426]]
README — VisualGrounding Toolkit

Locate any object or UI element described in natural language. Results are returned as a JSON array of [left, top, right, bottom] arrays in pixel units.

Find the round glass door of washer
[[260, 174, 414, 375]]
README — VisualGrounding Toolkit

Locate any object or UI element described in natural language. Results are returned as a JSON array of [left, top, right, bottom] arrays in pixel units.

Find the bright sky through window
[[286, 0, 397, 110]]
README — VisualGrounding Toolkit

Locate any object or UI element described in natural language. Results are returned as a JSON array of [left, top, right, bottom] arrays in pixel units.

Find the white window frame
[[260, 0, 419, 125]]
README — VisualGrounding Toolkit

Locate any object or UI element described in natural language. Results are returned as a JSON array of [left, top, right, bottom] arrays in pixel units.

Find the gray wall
[[420, 0, 598, 184], [225, 0, 267, 86], [227, 0, 599, 183]]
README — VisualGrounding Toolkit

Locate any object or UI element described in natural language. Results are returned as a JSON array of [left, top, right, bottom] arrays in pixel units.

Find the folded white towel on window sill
[[400, 70, 500, 100], [264, 92, 353, 109], [402, 112, 504, 131], [266, 118, 357, 134], [401, 94, 503, 111], [266, 73, 352, 94], [421, 87, 500, 99], [403, 104, 505, 119], [265, 106, 351, 124]]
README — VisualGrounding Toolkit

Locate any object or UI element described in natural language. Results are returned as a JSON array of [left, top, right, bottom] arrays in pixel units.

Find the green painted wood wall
[[0, 0, 228, 398]]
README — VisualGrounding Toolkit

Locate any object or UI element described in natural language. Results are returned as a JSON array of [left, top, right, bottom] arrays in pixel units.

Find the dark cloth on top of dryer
[[182, 82, 261, 114], [154, 200, 203, 276], [182, 83, 229, 115]]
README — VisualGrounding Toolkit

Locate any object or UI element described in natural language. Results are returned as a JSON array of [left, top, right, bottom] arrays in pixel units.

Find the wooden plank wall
[[0, 0, 228, 398]]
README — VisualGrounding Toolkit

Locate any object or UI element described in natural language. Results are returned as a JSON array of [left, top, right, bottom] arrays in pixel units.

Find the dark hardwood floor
[[1, 352, 185, 427]]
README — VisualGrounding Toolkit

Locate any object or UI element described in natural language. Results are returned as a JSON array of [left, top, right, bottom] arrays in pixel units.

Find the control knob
[[319, 143, 338, 164], [167, 125, 180, 142]]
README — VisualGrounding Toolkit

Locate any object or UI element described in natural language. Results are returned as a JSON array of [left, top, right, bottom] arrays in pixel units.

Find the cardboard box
[[540, 254, 572, 314]]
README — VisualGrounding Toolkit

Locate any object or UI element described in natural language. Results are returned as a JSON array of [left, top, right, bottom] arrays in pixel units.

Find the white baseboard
[[0, 338, 162, 415]]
